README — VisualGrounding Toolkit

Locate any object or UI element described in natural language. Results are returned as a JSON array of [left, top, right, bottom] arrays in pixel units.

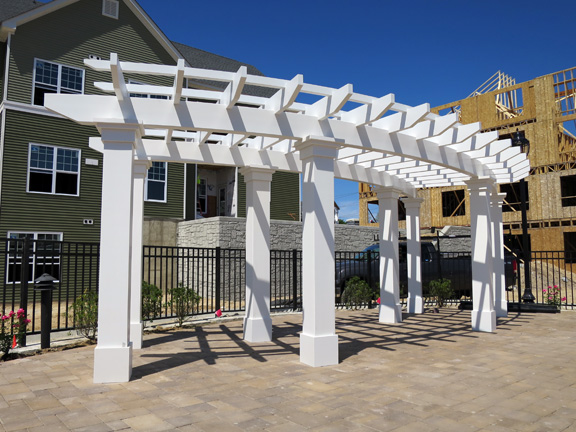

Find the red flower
[[215, 309, 222, 318]]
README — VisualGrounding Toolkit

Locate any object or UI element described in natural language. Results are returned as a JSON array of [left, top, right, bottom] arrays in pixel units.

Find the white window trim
[[6, 231, 63, 284], [32, 58, 85, 105], [128, 79, 170, 100], [102, 0, 119, 19], [27, 143, 81, 197], [145, 162, 168, 203]]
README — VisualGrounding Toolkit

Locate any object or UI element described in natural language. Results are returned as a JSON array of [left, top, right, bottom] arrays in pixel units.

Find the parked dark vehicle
[[335, 242, 517, 300]]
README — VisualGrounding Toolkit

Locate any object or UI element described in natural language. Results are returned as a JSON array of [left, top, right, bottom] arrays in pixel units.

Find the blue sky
[[136, 0, 575, 220]]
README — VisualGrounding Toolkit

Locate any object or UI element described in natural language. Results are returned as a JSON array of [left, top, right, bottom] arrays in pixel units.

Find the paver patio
[[0, 308, 575, 431]]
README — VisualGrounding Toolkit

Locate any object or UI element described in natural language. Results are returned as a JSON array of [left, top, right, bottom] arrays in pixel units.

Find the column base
[[130, 322, 144, 350], [471, 309, 497, 332], [407, 296, 423, 314], [94, 344, 133, 383], [243, 316, 272, 342], [300, 333, 338, 367], [495, 301, 508, 318], [379, 304, 403, 323]]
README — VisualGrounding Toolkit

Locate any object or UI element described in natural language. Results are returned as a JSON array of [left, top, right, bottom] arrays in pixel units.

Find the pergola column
[[240, 166, 275, 342], [404, 197, 424, 314], [466, 177, 496, 333], [491, 191, 508, 318], [129, 160, 151, 350], [94, 125, 139, 383], [297, 137, 340, 367], [376, 187, 402, 323]]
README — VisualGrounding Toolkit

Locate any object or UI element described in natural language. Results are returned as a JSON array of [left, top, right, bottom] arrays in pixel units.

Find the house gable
[[6, 0, 178, 105]]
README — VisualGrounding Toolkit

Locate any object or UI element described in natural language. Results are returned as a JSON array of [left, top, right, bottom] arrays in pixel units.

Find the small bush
[[341, 277, 375, 309], [429, 278, 453, 308], [69, 289, 98, 342], [142, 281, 163, 322], [165, 285, 201, 327]]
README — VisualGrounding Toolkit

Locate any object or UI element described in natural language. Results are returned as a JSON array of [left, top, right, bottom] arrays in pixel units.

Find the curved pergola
[[45, 54, 528, 383]]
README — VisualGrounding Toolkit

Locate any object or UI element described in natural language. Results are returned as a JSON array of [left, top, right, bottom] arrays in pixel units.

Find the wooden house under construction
[[359, 66, 576, 253]]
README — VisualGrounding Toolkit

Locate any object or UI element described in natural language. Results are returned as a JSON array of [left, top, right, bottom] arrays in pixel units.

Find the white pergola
[[45, 54, 529, 383]]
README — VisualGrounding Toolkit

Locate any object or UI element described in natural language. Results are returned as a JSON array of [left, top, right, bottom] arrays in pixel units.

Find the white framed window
[[33, 59, 84, 106], [102, 0, 119, 19], [145, 162, 167, 202], [6, 232, 62, 283], [128, 80, 169, 100], [27, 144, 80, 196]]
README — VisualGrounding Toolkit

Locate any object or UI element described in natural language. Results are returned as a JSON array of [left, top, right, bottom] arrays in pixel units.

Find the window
[[33, 59, 84, 106], [500, 182, 529, 212], [197, 178, 207, 214], [145, 162, 167, 202], [218, 188, 226, 216], [129, 80, 169, 100], [561, 175, 576, 207], [6, 232, 62, 283], [102, 0, 119, 18], [442, 189, 466, 217], [564, 232, 576, 263], [398, 200, 406, 221], [28, 144, 80, 195]]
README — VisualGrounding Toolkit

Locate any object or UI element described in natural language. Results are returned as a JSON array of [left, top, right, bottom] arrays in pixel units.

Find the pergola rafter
[[45, 54, 529, 192]]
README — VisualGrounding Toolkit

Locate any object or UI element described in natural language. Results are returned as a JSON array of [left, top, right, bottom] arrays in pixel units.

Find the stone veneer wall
[[177, 217, 379, 251]]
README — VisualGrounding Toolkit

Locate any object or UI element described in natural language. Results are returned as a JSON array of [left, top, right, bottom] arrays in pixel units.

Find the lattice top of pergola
[[45, 53, 530, 197]]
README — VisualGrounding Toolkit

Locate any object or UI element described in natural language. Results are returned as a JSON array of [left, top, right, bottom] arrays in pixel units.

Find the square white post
[[240, 166, 275, 342], [466, 177, 496, 333], [130, 160, 151, 349], [376, 187, 402, 323], [491, 191, 508, 318], [94, 125, 139, 383], [297, 137, 340, 367], [404, 197, 424, 314]]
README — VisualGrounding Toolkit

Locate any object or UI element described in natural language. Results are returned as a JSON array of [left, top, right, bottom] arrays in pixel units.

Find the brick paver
[[0, 309, 575, 431]]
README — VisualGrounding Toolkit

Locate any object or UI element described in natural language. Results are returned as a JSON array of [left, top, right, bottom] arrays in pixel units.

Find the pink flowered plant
[[215, 309, 222, 318], [543, 285, 563, 306], [376, 297, 381, 305], [0, 308, 30, 360]]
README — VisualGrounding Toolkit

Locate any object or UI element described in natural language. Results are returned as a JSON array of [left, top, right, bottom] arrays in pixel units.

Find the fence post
[[436, 232, 443, 280], [292, 249, 298, 310], [367, 250, 373, 289], [215, 247, 221, 312], [19, 237, 30, 347]]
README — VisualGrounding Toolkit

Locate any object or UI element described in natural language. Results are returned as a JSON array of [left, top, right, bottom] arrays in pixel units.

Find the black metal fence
[[0, 237, 100, 334], [505, 251, 576, 309], [2, 240, 576, 337]]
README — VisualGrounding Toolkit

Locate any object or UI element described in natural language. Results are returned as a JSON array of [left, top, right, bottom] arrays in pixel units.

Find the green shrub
[[69, 289, 98, 342], [429, 278, 454, 308], [142, 281, 163, 322], [341, 277, 375, 309], [165, 285, 201, 327]]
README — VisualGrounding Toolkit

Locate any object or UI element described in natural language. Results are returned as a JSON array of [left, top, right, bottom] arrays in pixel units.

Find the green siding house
[[0, 0, 300, 250]]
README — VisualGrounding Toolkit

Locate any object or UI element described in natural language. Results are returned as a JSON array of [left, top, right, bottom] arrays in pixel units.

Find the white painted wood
[[129, 159, 150, 350], [376, 187, 402, 323], [404, 198, 424, 314], [240, 166, 274, 342], [93, 125, 138, 383], [466, 177, 497, 333], [297, 138, 340, 367], [491, 191, 508, 318]]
